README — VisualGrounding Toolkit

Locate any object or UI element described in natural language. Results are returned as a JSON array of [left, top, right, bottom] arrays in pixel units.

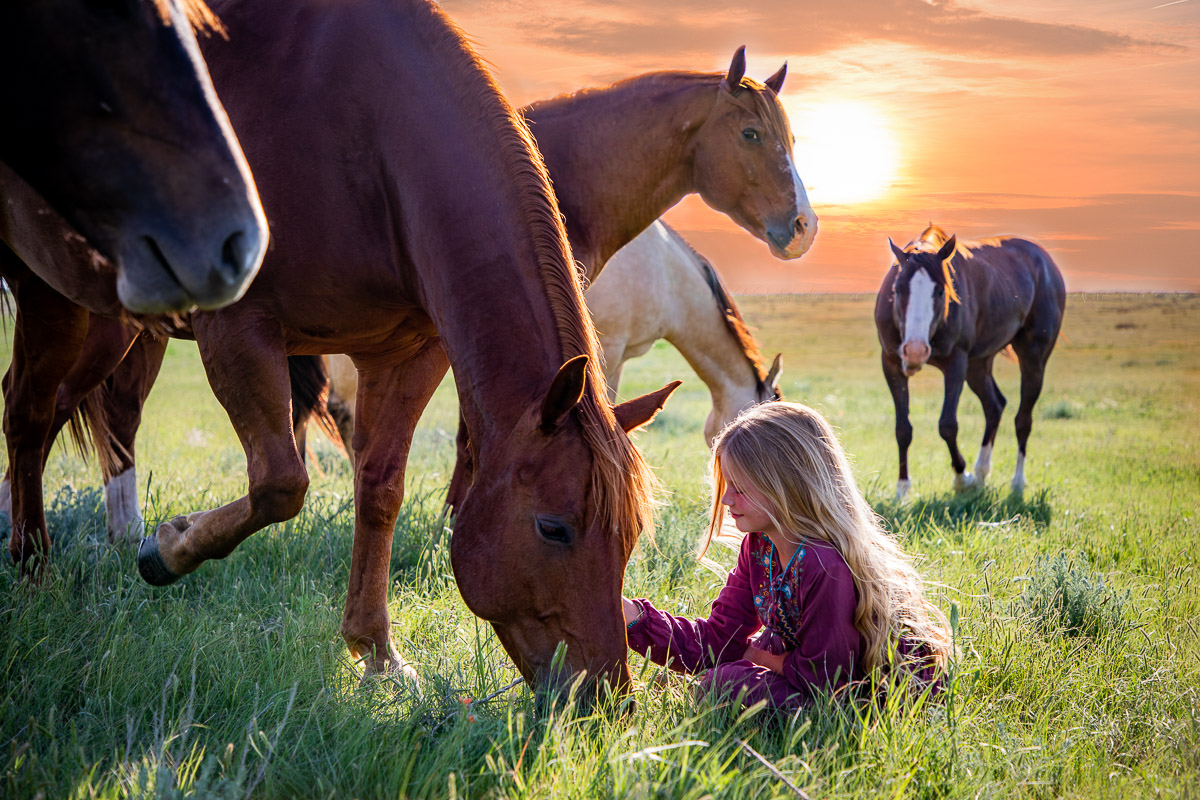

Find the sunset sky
[[443, 0, 1199, 293]]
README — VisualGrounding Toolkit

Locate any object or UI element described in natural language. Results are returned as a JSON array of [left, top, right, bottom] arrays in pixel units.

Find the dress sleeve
[[627, 536, 762, 673], [779, 544, 863, 699]]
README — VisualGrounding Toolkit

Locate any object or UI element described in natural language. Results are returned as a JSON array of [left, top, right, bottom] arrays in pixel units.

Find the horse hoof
[[954, 472, 976, 492], [137, 535, 181, 586]]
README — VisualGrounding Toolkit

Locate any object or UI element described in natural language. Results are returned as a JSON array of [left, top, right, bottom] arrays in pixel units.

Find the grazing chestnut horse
[[0, 0, 266, 314], [307, 220, 783, 459], [5, 0, 679, 697], [875, 225, 1066, 501], [17, 46, 815, 535], [587, 221, 783, 443]]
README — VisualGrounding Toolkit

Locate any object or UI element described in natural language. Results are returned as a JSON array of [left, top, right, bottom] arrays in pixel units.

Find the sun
[[788, 101, 900, 206]]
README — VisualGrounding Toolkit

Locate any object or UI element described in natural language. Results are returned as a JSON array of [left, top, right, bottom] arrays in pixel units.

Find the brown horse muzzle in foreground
[[0, 0, 267, 315]]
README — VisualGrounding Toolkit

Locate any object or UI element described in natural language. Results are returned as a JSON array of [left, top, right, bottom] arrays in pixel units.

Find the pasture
[[2, 292, 1197, 798]]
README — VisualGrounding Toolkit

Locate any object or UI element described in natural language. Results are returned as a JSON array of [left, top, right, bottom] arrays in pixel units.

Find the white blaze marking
[[902, 270, 937, 353], [974, 444, 994, 482], [785, 151, 817, 255], [105, 467, 144, 543]]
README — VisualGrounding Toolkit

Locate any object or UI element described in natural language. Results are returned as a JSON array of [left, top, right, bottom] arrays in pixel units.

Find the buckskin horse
[[4, 0, 679, 698], [875, 225, 1066, 501], [13, 46, 815, 536]]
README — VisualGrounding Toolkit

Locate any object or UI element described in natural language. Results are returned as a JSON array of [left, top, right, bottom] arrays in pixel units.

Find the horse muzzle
[[765, 210, 817, 260]]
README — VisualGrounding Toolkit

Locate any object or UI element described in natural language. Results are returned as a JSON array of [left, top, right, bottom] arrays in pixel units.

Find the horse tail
[[288, 355, 347, 458], [66, 384, 126, 481]]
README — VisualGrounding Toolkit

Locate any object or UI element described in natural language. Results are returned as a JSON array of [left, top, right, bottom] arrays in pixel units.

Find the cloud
[[444, 0, 1182, 61]]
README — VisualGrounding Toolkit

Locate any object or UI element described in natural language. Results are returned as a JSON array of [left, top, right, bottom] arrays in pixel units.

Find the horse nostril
[[218, 230, 251, 284], [794, 216, 807, 235]]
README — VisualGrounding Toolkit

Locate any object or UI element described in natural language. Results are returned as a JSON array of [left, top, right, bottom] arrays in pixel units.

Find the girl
[[624, 402, 954, 709]]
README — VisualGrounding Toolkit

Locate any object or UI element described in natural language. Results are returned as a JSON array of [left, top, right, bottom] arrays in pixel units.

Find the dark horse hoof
[[137, 535, 181, 586]]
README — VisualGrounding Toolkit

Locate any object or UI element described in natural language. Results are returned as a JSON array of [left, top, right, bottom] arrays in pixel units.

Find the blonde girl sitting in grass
[[623, 402, 954, 709]]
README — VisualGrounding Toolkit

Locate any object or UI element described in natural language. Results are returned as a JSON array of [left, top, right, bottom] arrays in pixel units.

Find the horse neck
[[658, 246, 763, 423], [525, 77, 719, 279]]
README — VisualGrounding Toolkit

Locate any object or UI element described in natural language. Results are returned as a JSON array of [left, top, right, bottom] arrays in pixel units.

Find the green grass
[[2, 293, 1198, 798]]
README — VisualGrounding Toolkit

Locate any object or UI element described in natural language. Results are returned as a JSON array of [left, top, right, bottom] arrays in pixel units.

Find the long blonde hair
[[700, 402, 954, 673]]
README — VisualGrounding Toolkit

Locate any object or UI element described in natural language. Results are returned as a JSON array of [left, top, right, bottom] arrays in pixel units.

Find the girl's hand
[[622, 596, 643, 626], [743, 645, 787, 675]]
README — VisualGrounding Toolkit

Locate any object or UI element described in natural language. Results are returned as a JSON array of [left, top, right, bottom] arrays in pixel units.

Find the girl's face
[[720, 465, 779, 538]]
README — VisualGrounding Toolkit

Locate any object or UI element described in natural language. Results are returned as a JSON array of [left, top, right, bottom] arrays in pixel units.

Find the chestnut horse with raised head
[[6, 0, 678, 698], [0, 0, 266, 314], [525, 45, 816, 281], [875, 225, 1066, 502]]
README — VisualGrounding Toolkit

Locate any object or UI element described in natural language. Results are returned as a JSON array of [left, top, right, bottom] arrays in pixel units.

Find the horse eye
[[741, 128, 761, 143], [536, 517, 573, 545]]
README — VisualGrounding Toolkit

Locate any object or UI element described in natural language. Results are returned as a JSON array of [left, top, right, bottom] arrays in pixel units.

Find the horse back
[[953, 237, 1065, 357]]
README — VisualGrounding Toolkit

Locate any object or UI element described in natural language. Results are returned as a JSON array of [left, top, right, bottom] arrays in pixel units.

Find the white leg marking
[[974, 444, 993, 483], [105, 467, 144, 543], [0, 478, 9, 523], [901, 271, 936, 366], [954, 471, 976, 492], [1011, 452, 1027, 492], [896, 478, 912, 503]]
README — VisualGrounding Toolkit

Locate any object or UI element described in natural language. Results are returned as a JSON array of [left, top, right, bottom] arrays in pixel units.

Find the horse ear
[[764, 62, 787, 94], [936, 235, 957, 265], [722, 46, 747, 92], [765, 353, 783, 394], [540, 354, 589, 433], [888, 238, 907, 264], [613, 380, 681, 434]]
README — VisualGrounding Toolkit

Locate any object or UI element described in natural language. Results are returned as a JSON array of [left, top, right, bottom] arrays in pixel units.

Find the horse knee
[[250, 470, 308, 522], [895, 420, 913, 449], [938, 420, 959, 443]]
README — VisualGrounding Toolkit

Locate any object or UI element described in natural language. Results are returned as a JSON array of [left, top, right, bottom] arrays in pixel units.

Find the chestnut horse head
[[691, 47, 817, 260], [0, 0, 266, 313], [888, 228, 960, 375]]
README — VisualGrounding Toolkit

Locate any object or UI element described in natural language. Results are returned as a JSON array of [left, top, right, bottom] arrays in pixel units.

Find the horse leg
[[342, 341, 449, 679], [882, 352, 913, 501], [137, 313, 308, 583], [444, 412, 473, 516], [0, 260, 89, 570], [1009, 335, 1057, 493], [938, 351, 974, 491], [965, 356, 1007, 485], [97, 332, 168, 542], [0, 314, 138, 525]]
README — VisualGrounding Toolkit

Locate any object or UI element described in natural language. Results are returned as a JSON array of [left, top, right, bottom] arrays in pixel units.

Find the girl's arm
[[625, 537, 761, 674]]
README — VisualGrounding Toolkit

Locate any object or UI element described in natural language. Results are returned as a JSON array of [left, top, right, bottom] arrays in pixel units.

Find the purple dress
[[627, 532, 864, 710]]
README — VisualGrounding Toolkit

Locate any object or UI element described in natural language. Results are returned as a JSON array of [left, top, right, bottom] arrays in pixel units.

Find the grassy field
[[2, 292, 1197, 798]]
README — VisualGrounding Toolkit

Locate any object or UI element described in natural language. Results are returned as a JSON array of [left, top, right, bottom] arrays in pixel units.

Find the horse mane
[[428, 4, 658, 558], [664, 225, 769, 393], [153, 0, 225, 37], [526, 70, 792, 150]]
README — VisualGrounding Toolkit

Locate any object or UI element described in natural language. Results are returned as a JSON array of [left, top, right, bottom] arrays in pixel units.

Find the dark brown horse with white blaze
[[875, 225, 1065, 502], [0, 0, 266, 314], [6, 0, 679, 698], [0, 0, 265, 566]]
